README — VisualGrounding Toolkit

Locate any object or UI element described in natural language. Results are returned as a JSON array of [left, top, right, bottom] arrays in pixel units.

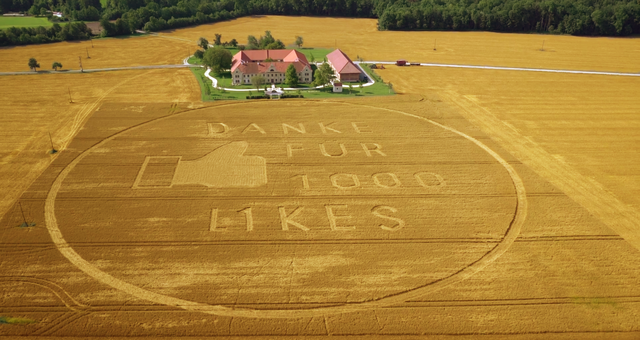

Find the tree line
[[0, 22, 92, 45], [2, 0, 103, 21], [377, 0, 640, 36], [1, 0, 639, 47]]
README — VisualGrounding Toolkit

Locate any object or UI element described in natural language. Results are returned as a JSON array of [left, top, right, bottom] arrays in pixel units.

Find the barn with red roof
[[230, 50, 313, 85], [326, 49, 363, 82]]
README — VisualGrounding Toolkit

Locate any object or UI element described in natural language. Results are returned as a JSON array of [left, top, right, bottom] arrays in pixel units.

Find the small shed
[[396, 59, 408, 66], [332, 82, 343, 93]]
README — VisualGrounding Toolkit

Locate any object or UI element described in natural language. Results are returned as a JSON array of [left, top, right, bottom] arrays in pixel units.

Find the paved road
[[0, 64, 203, 76], [364, 61, 640, 77], [2, 60, 638, 78]]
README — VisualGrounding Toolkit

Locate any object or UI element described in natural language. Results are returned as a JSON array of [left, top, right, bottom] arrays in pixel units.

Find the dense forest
[[1, 0, 639, 46], [378, 0, 640, 36]]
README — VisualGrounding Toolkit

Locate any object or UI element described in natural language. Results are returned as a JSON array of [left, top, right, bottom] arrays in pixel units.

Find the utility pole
[[434, 39, 437, 51], [48, 132, 57, 154], [68, 87, 73, 103], [78, 56, 83, 72], [91, 38, 94, 48], [541, 40, 545, 51], [19, 202, 28, 227], [86, 47, 90, 58]]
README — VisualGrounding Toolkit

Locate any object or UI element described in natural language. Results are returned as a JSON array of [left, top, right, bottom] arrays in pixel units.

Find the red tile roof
[[326, 49, 362, 75], [231, 50, 310, 74]]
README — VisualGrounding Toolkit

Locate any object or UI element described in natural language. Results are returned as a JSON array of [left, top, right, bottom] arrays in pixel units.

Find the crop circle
[[45, 101, 527, 318]]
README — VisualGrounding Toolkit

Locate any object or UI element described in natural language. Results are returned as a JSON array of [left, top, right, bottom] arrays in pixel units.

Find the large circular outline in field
[[44, 101, 527, 318]]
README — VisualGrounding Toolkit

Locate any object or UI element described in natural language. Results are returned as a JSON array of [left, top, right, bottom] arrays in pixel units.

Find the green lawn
[[191, 66, 393, 102], [294, 47, 333, 62], [191, 68, 248, 101], [0, 16, 54, 29], [190, 50, 393, 101]]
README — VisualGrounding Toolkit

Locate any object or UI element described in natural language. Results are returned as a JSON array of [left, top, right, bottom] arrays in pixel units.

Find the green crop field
[[0, 16, 54, 29]]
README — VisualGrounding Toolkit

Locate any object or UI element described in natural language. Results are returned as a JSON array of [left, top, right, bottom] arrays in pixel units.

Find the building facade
[[230, 50, 313, 86], [326, 49, 363, 82]]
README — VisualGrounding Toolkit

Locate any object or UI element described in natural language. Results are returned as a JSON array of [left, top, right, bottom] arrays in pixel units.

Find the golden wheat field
[[0, 69, 200, 222], [1, 16, 640, 73], [164, 16, 640, 72], [0, 35, 195, 72], [378, 66, 640, 250], [0, 15, 639, 339]]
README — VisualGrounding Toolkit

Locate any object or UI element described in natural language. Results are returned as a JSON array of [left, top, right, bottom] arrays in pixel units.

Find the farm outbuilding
[[326, 49, 363, 82], [332, 81, 343, 92]]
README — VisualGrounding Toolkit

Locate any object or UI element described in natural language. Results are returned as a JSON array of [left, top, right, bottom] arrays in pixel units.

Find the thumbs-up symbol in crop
[[173, 141, 267, 188]]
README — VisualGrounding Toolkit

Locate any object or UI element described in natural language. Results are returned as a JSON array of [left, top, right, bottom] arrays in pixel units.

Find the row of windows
[[233, 77, 312, 84], [234, 71, 311, 78]]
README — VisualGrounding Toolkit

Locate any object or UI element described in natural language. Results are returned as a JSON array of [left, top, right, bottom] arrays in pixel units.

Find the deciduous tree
[[28, 58, 40, 71], [251, 75, 266, 90], [265, 40, 285, 49], [312, 62, 335, 87], [198, 37, 209, 50], [203, 46, 232, 75], [52, 61, 62, 71], [247, 35, 259, 49], [285, 64, 299, 87], [295, 36, 303, 48]]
